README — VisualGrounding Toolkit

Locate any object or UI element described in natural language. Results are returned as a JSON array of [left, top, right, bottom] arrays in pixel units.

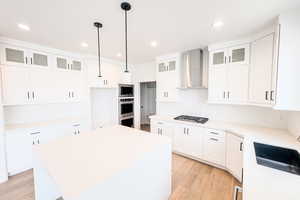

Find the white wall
[[157, 89, 288, 129], [287, 112, 300, 137], [132, 62, 156, 83], [132, 62, 156, 128], [0, 73, 8, 183]]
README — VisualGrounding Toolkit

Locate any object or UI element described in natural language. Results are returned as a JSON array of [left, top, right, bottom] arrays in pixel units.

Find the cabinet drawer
[[206, 129, 225, 140], [203, 129, 226, 166]]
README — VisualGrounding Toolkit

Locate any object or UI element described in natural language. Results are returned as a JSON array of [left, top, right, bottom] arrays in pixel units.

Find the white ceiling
[[0, 0, 299, 64]]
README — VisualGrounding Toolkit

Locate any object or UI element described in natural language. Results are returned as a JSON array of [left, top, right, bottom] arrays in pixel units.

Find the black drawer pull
[[210, 138, 218, 141]]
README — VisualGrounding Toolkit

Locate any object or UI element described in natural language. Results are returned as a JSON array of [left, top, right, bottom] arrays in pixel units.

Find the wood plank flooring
[[0, 154, 240, 200]]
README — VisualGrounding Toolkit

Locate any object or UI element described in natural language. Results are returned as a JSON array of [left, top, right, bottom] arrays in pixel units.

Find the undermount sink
[[254, 142, 300, 176]]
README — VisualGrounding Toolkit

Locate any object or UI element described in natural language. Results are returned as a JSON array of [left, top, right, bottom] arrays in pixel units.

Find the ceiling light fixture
[[94, 22, 103, 77], [18, 24, 30, 31], [81, 42, 88, 47], [150, 41, 158, 47], [117, 53, 122, 57], [121, 2, 131, 73], [213, 21, 224, 29]]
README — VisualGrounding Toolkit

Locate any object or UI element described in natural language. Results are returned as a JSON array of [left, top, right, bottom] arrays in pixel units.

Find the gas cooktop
[[174, 115, 209, 124]]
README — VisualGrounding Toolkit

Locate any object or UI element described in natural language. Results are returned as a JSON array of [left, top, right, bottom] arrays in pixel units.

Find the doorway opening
[[140, 81, 156, 132]]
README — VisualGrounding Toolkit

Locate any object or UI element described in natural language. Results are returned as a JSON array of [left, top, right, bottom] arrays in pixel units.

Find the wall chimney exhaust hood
[[178, 48, 208, 89]]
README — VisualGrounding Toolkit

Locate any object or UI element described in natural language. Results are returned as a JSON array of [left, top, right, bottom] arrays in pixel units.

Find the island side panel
[[33, 152, 62, 200], [75, 141, 172, 200]]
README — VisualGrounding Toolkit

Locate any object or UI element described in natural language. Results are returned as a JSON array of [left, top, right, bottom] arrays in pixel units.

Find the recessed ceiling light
[[18, 23, 30, 31], [150, 41, 158, 47], [117, 53, 122, 57], [81, 42, 88, 47], [213, 21, 224, 29]]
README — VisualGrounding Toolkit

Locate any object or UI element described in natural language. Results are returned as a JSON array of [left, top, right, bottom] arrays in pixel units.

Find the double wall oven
[[119, 84, 134, 128]]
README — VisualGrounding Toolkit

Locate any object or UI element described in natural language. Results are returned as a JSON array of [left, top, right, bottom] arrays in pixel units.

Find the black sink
[[254, 142, 300, 175]]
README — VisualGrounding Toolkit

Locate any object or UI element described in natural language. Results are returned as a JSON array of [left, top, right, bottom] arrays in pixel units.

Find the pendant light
[[94, 22, 103, 77], [121, 2, 131, 73]]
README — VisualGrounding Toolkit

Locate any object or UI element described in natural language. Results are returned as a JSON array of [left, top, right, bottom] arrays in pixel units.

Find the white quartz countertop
[[5, 117, 82, 131], [150, 115, 300, 200], [33, 125, 171, 200]]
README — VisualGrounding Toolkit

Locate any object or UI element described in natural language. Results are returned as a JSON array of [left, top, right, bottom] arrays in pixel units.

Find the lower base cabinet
[[151, 119, 244, 182], [226, 133, 244, 182], [173, 125, 204, 158], [5, 121, 83, 175], [203, 129, 226, 167]]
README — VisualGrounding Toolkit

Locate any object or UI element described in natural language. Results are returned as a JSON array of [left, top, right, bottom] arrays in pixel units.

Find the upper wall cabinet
[[275, 10, 300, 111], [0, 45, 51, 68], [87, 59, 120, 88], [208, 44, 250, 104], [55, 56, 82, 71], [156, 54, 179, 102], [249, 33, 276, 106]]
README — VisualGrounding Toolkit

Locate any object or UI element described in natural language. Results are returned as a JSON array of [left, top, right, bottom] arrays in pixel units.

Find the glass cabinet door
[[32, 52, 48, 67], [158, 62, 167, 72], [229, 44, 250, 65], [56, 57, 68, 69], [3, 47, 27, 65], [168, 60, 176, 71], [71, 60, 82, 71], [211, 49, 227, 66]]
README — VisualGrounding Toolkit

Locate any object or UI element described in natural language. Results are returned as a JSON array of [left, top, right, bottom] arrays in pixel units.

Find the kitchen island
[[32, 125, 172, 200]]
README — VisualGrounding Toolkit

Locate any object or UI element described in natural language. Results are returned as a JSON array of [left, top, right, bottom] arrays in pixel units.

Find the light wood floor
[[0, 154, 240, 200], [141, 124, 150, 132]]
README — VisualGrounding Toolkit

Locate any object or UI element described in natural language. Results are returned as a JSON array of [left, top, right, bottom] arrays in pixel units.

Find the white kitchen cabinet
[[249, 33, 276, 105], [226, 133, 243, 182], [203, 129, 226, 167], [173, 124, 204, 158], [208, 44, 250, 104], [0, 45, 51, 68], [87, 59, 120, 88], [228, 44, 250, 65], [1, 66, 82, 105], [56, 56, 82, 72], [0, 45, 28, 66], [156, 55, 179, 102], [208, 66, 228, 102], [151, 120, 173, 139], [1, 67, 31, 105], [6, 129, 45, 175]]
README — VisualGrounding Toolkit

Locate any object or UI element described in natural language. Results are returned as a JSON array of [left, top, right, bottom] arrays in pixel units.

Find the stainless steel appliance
[[119, 84, 134, 97], [119, 97, 134, 128], [179, 48, 208, 89], [174, 115, 209, 124]]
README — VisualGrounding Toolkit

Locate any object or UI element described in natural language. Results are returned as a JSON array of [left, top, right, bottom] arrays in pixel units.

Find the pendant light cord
[[97, 26, 102, 77], [124, 10, 129, 72]]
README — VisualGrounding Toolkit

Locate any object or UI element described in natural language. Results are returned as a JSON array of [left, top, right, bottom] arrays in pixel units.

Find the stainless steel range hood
[[179, 48, 208, 89]]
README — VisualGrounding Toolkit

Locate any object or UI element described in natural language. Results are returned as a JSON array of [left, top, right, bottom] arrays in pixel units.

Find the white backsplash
[[157, 89, 288, 129]]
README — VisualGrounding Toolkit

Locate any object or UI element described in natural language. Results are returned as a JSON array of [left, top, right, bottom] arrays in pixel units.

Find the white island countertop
[[33, 125, 171, 200], [150, 115, 300, 200]]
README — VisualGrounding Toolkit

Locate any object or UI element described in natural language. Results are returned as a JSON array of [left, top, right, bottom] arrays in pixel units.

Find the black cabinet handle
[[223, 91, 226, 99], [224, 56, 227, 64], [209, 132, 219, 135], [210, 138, 218, 141], [270, 90, 274, 101], [229, 56, 231, 63], [27, 91, 30, 99], [31, 57, 33, 65], [240, 142, 243, 151], [25, 57, 28, 64], [32, 92, 35, 99], [265, 91, 269, 101], [227, 91, 230, 99]]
